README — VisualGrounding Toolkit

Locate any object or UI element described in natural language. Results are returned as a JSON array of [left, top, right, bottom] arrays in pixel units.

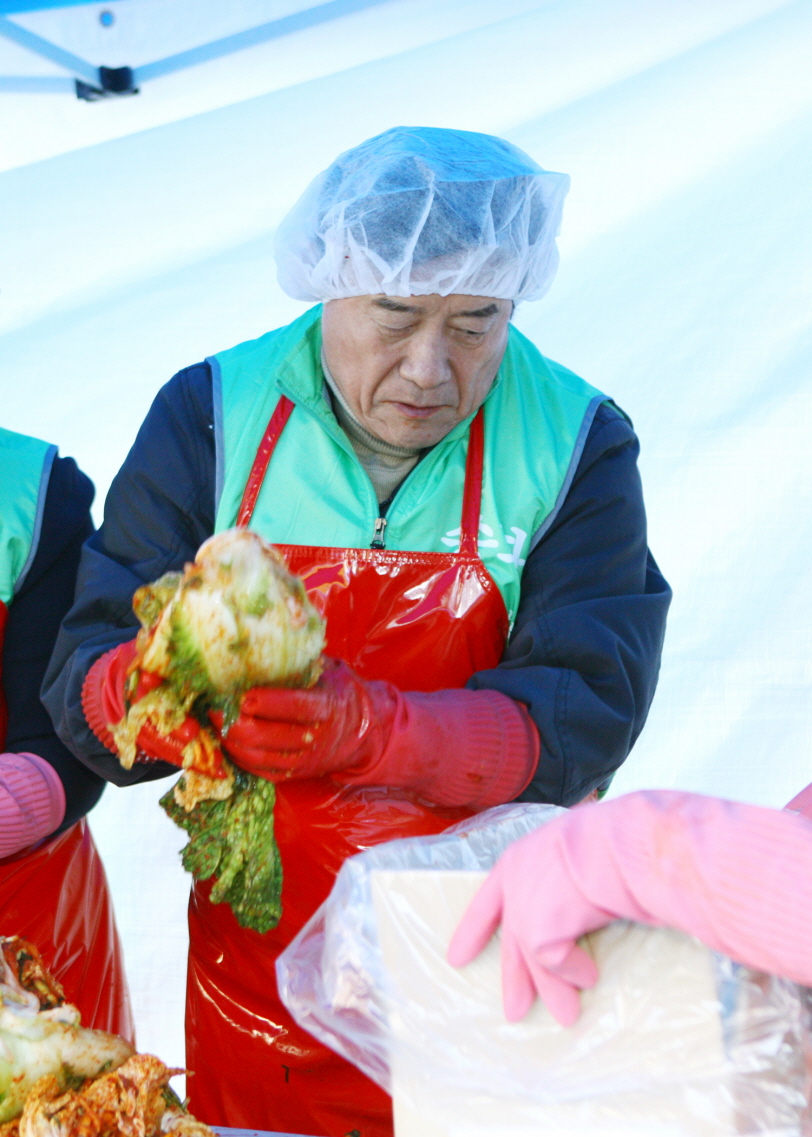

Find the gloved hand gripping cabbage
[[110, 529, 325, 933]]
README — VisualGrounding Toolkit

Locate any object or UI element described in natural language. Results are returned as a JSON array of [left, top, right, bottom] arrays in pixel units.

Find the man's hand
[[82, 641, 225, 775], [211, 660, 395, 781], [213, 657, 540, 810]]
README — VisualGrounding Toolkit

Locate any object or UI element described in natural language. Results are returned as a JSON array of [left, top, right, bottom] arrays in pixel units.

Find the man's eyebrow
[[372, 297, 422, 313], [372, 298, 502, 318], [454, 303, 500, 318]]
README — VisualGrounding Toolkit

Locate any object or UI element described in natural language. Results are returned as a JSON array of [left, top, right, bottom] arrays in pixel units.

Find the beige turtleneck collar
[[321, 348, 425, 509]]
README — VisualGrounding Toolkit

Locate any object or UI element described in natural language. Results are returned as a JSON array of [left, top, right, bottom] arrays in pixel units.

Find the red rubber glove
[[448, 790, 812, 1026], [82, 641, 225, 775], [214, 658, 540, 809]]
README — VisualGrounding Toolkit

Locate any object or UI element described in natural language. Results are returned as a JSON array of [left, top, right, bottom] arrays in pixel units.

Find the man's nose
[[398, 328, 451, 389]]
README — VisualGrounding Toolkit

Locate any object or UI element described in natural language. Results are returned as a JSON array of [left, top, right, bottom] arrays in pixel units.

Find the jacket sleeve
[[41, 364, 217, 787], [467, 402, 671, 806], [3, 454, 106, 832]]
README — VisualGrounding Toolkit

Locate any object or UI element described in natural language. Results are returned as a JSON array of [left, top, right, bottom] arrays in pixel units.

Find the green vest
[[212, 306, 607, 624], [0, 427, 56, 605]]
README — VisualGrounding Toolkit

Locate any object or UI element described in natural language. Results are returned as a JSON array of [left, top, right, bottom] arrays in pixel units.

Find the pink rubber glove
[[0, 752, 66, 858], [448, 790, 812, 1025], [216, 659, 540, 809]]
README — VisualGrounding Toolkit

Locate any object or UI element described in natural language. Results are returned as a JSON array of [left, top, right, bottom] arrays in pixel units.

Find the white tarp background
[[1, 0, 810, 1066]]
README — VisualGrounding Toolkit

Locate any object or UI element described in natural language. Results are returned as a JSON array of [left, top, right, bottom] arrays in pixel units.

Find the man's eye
[[455, 327, 486, 338]]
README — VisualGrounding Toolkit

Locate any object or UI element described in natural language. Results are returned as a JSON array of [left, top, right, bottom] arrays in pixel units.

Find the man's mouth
[[391, 401, 448, 420]]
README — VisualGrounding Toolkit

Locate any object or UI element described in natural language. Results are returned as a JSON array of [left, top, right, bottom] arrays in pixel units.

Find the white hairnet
[[274, 126, 570, 302]]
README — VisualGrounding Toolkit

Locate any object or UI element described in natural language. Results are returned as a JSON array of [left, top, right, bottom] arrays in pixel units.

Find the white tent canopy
[[2, 0, 811, 1063]]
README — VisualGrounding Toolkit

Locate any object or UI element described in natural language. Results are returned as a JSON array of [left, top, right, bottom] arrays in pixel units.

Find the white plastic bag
[[278, 805, 812, 1136]]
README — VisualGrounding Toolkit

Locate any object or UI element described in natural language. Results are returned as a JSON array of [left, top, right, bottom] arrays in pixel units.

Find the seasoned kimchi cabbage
[[0, 937, 133, 1125], [113, 528, 325, 769], [0, 937, 213, 1137], [109, 529, 326, 933]]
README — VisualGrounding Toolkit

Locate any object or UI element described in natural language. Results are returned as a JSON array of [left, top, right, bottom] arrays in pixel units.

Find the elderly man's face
[[321, 293, 512, 448]]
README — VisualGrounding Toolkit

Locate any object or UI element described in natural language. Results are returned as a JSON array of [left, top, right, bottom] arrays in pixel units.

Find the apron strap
[[237, 396, 486, 552], [237, 396, 295, 527], [459, 407, 485, 556]]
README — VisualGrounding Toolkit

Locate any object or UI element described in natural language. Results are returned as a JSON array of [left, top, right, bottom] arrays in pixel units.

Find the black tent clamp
[[75, 65, 138, 101]]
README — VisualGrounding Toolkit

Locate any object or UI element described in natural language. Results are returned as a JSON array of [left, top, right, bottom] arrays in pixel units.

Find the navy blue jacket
[[3, 455, 105, 833], [43, 362, 671, 806]]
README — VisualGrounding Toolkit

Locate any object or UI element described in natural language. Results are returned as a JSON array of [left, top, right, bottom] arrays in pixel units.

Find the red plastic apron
[[0, 600, 134, 1041], [186, 399, 509, 1136]]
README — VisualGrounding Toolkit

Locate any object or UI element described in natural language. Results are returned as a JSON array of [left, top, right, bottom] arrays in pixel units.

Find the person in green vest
[[0, 426, 132, 1040], [45, 127, 671, 1135]]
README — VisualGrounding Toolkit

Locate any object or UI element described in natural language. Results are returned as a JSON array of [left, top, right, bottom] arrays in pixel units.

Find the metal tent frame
[[0, 0, 393, 99]]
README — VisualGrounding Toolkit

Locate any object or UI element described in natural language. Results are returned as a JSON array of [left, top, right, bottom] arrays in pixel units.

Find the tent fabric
[[1, 0, 810, 1068], [0, 1, 117, 14]]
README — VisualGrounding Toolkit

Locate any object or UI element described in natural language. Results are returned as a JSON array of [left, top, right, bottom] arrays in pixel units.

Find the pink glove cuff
[[561, 791, 812, 988], [338, 687, 540, 809], [0, 751, 66, 858]]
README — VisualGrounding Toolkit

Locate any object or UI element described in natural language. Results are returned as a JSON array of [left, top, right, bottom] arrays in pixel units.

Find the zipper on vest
[[371, 517, 387, 550]]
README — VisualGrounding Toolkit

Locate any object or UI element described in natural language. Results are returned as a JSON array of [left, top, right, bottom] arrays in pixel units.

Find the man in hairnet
[[44, 126, 671, 1137]]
